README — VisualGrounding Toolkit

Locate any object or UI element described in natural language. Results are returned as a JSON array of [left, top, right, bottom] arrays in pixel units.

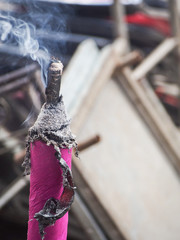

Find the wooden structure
[[62, 0, 180, 239]]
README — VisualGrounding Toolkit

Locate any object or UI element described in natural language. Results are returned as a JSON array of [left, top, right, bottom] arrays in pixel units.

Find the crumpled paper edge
[[22, 96, 78, 239]]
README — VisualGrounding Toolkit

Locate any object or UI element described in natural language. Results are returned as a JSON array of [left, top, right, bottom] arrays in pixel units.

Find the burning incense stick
[[23, 58, 77, 240]]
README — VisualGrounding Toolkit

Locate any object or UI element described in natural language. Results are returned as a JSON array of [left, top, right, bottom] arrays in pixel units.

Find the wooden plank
[[72, 161, 126, 240], [62, 38, 129, 239], [62, 38, 128, 129], [77, 77, 180, 240], [62, 39, 100, 118], [120, 67, 180, 174]]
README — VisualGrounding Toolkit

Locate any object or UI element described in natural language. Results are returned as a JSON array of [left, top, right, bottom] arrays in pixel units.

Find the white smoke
[[0, 20, 12, 41], [0, 14, 50, 84], [12, 20, 39, 58]]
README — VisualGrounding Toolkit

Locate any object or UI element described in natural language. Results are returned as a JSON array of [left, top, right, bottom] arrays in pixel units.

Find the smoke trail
[[0, 14, 50, 85]]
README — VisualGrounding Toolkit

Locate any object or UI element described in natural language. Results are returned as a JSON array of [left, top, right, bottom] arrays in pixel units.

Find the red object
[[28, 141, 72, 240], [155, 86, 179, 107], [126, 13, 170, 36]]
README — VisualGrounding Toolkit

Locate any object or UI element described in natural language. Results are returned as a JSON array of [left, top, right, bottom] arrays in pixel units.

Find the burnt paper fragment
[[34, 155, 75, 239]]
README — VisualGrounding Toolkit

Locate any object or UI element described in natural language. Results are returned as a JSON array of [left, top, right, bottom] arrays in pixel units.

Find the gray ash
[[46, 58, 63, 104], [22, 95, 77, 175]]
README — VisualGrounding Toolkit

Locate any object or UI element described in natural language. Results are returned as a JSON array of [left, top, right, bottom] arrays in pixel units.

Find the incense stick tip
[[49, 58, 63, 75]]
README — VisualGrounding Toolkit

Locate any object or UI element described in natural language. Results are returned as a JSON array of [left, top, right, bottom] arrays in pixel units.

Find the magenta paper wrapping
[[28, 140, 72, 240]]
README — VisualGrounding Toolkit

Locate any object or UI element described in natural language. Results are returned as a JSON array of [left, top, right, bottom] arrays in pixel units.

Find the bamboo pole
[[169, 0, 180, 124]]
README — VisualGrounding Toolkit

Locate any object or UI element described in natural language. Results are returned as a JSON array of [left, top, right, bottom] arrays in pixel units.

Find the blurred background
[[1, 0, 180, 239]]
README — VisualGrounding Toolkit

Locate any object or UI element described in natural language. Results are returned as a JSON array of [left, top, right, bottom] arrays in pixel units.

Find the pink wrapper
[[28, 140, 72, 240]]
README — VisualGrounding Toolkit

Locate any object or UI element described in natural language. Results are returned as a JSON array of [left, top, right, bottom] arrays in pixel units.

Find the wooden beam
[[111, 0, 129, 42], [119, 67, 180, 175], [131, 38, 177, 81], [169, 0, 180, 124], [169, 0, 180, 43]]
